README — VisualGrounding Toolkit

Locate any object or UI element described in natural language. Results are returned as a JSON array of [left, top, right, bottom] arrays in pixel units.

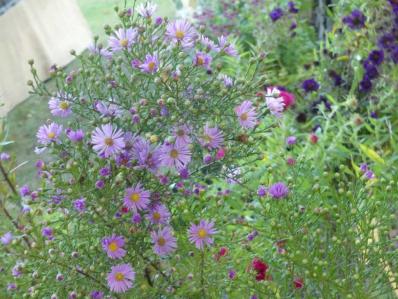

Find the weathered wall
[[0, 0, 92, 116]]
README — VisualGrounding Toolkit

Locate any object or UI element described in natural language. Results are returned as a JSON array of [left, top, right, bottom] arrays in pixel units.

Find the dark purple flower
[[99, 167, 111, 177], [95, 180, 105, 189], [288, 2, 299, 13], [370, 111, 378, 118], [228, 269, 236, 279], [269, 8, 284, 22], [42, 227, 54, 240], [301, 79, 319, 93], [328, 70, 343, 86], [90, 290, 104, 299], [359, 76, 372, 92], [378, 33, 395, 50], [391, 45, 398, 63], [73, 198, 86, 213], [368, 49, 384, 65], [363, 62, 379, 79], [342, 9, 366, 30]]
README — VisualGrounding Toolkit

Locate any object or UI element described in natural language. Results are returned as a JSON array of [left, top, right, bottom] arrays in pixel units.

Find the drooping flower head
[[217, 36, 239, 57], [137, 2, 157, 18], [188, 219, 217, 249], [102, 235, 126, 259], [108, 28, 138, 52], [159, 142, 191, 170], [151, 227, 177, 256], [166, 20, 196, 48], [140, 54, 159, 74], [36, 123, 63, 145], [48, 92, 73, 117], [1, 232, 13, 245], [94, 100, 123, 118], [147, 204, 171, 225], [268, 182, 289, 199], [124, 183, 151, 212], [88, 43, 112, 59], [106, 263, 135, 293], [235, 100, 257, 129], [91, 124, 125, 158], [194, 51, 212, 70], [133, 137, 161, 173], [199, 124, 224, 150], [66, 128, 84, 142]]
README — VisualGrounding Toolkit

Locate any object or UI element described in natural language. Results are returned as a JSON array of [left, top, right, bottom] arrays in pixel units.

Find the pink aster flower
[[194, 51, 212, 70], [235, 100, 257, 128], [172, 124, 192, 146], [124, 183, 151, 212], [48, 92, 73, 117], [91, 124, 125, 158], [137, 2, 157, 18], [140, 54, 159, 74], [66, 128, 84, 142], [147, 204, 171, 225], [265, 88, 285, 117], [151, 227, 177, 256], [166, 19, 196, 48], [188, 219, 217, 250], [36, 123, 63, 145], [102, 235, 126, 259], [159, 142, 191, 170], [199, 124, 224, 150], [217, 36, 239, 57], [107, 263, 135, 293], [108, 28, 138, 52]]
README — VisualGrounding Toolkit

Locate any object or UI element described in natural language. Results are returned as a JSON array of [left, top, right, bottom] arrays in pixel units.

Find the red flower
[[280, 90, 295, 109], [255, 271, 266, 281], [121, 206, 129, 213], [294, 277, 304, 289], [252, 258, 268, 273], [219, 247, 228, 257], [309, 133, 318, 144]]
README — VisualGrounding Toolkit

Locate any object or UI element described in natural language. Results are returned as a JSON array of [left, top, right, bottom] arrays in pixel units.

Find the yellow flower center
[[148, 61, 156, 71], [47, 132, 56, 139], [240, 112, 248, 121], [175, 30, 185, 39], [59, 101, 69, 110], [130, 193, 140, 202], [115, 272, 125, 281], [108, 242, 118, 252], [104, 137, 114, 146], [203, 135, 213, 143], [170, 149, 179, 159], [153, 212, 161, 221], [157, 237, 166, 246], [198, 229, 207, 239], [197, 56, 204, 65], [120, 39, 129, 47]]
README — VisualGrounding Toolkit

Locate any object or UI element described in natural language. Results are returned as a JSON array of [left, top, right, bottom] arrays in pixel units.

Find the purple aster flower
[[235, 100, 257, 129], [151, 227, 177, 256], [363, 61, 379, 79], [108, 28, 138, 52], [268, 182, 289, 199], [155, 17, 163, 26], [219, 74, 233, 87], [131, 58, 141, 69], [90, 291, 104, 299], [95, 180, 105, 189], [391, 45, 398, 64], [102, 235, 126, 259], [73, 198, 86, 213], [91, 124, 125, 158], [20, 185, 30, 197], [301, 78, 320, 93], [166, 19, 196, 48], [159, 142, 191, 170], [217, 36, 239, 57], [203, 154, 212, 164], [194, 51, 212, 70], [328, 70, 344, 86], [124, 183, 151, 212], [288, 1, 299, 13], [132, 213, 142, 224], [247, 230, 258, 241], [0, 152, 10, 161], [94, 100, 123, 118], [106, 263, 135, 293], [1, 232, 13, 245], [188, 219, 217, 250], [199, 35, 220, 52], [42, 227, 54, 240], [172, 124, 192, 146], [88, 43, 112, 59], [132, 137, 162, 173], [99, 166, 111, 177], [378, 33, 395, 50], [342, 10, 366, 30], [7, 283, 17, 291], [48, 92, 73, 117], [66, 128, 84, 142], [199, 124, 224, 150], [359, 75, 372, 92], [137, 2, 157, 18], [365, 170, 375, 179], [257, 185, 267, 197], [36, 122, 63, 145], [286, 136, 297, 145], [147, 204, 171, 225], [368, 49, 384, 65], [140, 53, 159, 74], [269, 7, 284, 22]]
